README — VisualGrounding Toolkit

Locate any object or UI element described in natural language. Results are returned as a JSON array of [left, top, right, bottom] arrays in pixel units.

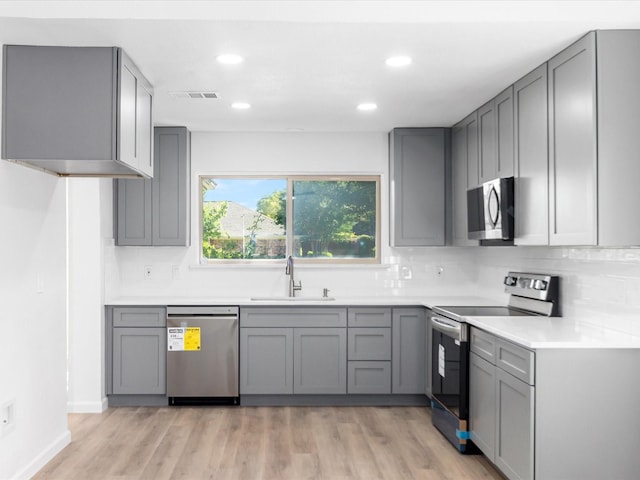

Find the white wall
[[66, 179, 112, 414], [0, 161, 69, 480], [106, 132, 476, 301]]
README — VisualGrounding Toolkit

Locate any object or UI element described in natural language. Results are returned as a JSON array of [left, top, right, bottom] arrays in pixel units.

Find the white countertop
[[464, 315, 640, 349], [106, 295, 640, 350]]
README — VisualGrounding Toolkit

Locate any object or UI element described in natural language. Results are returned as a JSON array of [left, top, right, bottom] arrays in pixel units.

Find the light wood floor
[[33, 406, 505, 480]]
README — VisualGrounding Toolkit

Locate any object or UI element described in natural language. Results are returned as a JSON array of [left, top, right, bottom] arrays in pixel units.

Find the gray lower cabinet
[[392, 307, 425, 394], [495, 368, 534, 480], [389, 128, 449, 246], [469, 327, 534, 480], [115, 126, 191, 246], [240, 327, 293, 394], [108, 306, 167, 396], [347, 308, 391, 394], [294, 327, 347, 394], [239, 307, 347, 395]]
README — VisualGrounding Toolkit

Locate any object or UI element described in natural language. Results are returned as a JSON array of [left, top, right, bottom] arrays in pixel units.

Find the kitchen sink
[[250, 296, 336, 302]]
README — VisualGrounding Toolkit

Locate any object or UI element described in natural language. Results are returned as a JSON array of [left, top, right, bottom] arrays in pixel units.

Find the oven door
[[430, 315, 469, 420]]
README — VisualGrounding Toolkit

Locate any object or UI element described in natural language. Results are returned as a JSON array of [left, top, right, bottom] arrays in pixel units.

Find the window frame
[[199, 174, 381, 265]]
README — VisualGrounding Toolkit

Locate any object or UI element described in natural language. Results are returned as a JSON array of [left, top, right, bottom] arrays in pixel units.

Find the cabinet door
[[240, 328, 293, 394], [113, 327, 166, 395], [452, 122, 477, 246], [294, 328, 347, 394], [548, 32, 597, 246], [464, 112, 480, 188], [478, 100, 497, 183], [115, 177, 152, 246], [495, 86, 515, 178], [469, 352, 496, 461], [2, 45, 116, 162], [390, 128, 447, 246], [118, 60, 138, 170], [392, 308, 426, 394], [152, 127, 190, 246], [495, 368, 534, 480], [514, 63, 549, 245], [136, 82, 154, 177]]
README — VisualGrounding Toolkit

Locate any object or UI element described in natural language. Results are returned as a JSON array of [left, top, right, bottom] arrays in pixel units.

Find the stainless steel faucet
[[285, 255, 302, 297]]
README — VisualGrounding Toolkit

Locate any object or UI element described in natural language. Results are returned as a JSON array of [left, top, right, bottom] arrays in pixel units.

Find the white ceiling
[[2, 1, 640, 132]]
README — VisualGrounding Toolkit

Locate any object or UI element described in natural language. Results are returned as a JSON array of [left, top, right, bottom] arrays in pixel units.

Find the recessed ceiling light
[[357, 103, 378, 111], [231, 102, 251, 109], [385, 56, 412, 67], [217, 54, 244, 65]]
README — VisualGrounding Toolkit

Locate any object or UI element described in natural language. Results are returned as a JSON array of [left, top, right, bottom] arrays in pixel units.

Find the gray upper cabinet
[[391, 307, 425, 394], [451, 122, 478, 246], [547, 30, 640, 247], [390, 128, 449, 246], [596, 30, 640, 246], [514, 63, 549, 246], [115, 127, 191, 246], [495, 86, 514, 179], [478, 86, 514, 184], [548, 32, 597, 246], [2, 45, 153, 178], [478, 100, 497, 184], [462, 112, 480, 189]]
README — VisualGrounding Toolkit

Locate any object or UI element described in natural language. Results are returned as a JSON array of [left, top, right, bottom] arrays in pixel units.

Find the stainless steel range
[[429, 272, 559, 453]]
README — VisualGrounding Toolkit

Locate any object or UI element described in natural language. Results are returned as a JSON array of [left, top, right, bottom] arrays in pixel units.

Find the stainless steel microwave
[[467, 176, 514, 241]]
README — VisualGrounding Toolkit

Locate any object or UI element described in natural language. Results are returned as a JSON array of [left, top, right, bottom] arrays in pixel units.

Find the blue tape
[[456, 428, 471, 440]]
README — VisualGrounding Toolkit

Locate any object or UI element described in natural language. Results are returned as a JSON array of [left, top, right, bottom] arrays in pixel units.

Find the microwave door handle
[[487, 185, 500, 227]]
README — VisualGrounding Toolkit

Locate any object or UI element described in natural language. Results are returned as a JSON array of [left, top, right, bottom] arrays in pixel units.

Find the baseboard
[[66, 397, 108, 413], [13, 429, 71, 480]]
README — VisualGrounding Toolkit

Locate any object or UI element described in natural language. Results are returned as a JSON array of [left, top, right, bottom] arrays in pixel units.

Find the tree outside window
[[200, 176, 379, 263]]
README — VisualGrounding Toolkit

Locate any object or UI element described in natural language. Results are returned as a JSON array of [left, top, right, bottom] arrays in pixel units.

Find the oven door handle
[[431, 316, 464, 341]]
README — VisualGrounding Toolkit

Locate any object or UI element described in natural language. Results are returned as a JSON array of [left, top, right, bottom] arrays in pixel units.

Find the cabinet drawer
[[240, 307, 347, 328], [496, 338, 535, 385], [348, 327, 391, 360], [348, 361, 391, 394], [347, 308, 392, 327], [113, 307, 166, 327], [470, 327, 497, 364]]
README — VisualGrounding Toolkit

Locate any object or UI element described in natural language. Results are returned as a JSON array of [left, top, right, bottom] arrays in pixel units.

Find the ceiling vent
[[169, 91, 219, 99]]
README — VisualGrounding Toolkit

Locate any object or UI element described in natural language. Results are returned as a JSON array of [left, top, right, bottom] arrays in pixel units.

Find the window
[[200, 176, 380, 263]]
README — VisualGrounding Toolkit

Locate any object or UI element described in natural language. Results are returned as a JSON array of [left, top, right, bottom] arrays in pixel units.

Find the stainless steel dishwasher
[[166, 306, 239, 405]]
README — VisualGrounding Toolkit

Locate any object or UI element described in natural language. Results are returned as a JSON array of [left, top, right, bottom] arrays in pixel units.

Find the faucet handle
[[294, 280, 302, 291], [323, 288, 330, 298]]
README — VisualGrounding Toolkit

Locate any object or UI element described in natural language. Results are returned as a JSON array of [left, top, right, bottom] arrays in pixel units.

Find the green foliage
[[293, 180, 376, 257], [256, 189, 286, 225]]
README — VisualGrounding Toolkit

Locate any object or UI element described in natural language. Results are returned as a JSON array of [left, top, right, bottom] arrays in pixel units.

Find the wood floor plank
[[32, 405, 506, 480]]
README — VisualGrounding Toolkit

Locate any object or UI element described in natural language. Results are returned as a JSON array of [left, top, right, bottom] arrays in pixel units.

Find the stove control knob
[[504, 275, 518, 287], [533, 279, 548, 291]]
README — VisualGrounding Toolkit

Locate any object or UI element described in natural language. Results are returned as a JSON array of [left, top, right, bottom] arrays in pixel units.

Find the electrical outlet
[[1, 400, 15, 437], [144, 265, 153, 280], [171, 265, 180, 279]]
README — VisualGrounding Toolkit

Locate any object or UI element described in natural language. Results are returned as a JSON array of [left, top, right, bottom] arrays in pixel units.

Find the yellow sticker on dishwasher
[[184, 327, 201, 351]]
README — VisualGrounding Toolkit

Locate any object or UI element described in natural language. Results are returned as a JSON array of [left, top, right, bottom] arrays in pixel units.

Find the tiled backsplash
[[106, 243, 640, 335], [474, 246, 640, 336]]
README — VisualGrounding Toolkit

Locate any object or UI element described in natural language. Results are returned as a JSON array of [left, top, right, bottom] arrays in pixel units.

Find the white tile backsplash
[[474, 246, 640, 334]]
